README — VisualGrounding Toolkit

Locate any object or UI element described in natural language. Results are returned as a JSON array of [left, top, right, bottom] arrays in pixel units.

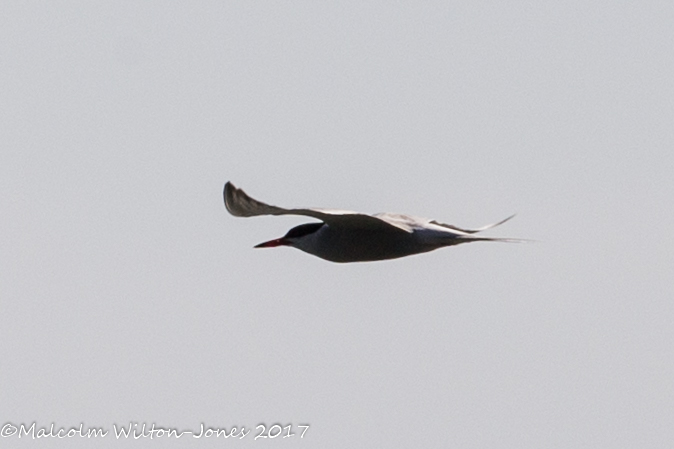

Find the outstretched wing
[[371, 212, 516, 236], [429, 214, 516, 234], [224, 182, 412, 233]]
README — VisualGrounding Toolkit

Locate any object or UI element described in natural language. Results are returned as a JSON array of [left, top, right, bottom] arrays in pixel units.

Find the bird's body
[[287, 221, 423, 263], [224, 182, 523, 263]]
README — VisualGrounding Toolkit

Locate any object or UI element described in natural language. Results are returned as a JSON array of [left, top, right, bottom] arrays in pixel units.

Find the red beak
[[254, 238, 289, 248]]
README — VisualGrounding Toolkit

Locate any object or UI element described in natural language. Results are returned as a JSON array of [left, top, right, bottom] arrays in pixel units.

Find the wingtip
[[471, 213, 517, 232], [496, 213, 517, 227], [223, 181, 268, 217], [223, 181, 238, 215], [223, 181, 235, 194]]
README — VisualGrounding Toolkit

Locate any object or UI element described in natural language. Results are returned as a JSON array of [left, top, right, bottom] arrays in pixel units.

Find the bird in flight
[[224, 181, 524, 263]]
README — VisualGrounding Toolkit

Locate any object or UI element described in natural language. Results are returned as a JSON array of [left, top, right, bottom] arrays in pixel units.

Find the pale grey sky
[[2, 1, 673, 448]]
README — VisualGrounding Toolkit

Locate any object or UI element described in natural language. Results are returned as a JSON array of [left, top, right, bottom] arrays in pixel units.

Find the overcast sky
[[2, 1, 673, 448]]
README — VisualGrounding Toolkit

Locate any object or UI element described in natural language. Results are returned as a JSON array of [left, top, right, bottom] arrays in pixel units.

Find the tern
[[224, 181, 523, 263]]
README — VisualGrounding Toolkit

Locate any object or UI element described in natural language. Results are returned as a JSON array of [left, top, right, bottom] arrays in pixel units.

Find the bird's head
[[254, 222, 324, 249]]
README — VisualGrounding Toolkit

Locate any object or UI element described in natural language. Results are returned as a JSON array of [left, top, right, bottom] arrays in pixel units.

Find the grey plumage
[[224, 182, 524, 263]]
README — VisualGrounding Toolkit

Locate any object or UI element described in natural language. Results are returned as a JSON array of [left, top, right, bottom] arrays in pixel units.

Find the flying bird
[[224, 181, 523, 263]]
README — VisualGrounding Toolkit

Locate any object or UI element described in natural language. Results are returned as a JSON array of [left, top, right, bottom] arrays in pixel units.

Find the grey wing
[[224, 182, 412, 233], [429, 214, 516, 234]]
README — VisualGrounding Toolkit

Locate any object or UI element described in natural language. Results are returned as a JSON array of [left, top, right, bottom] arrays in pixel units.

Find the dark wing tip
[[487, 213, 516, 230], [223, 181, 233, 211], [223, 181, 285, 217], [223, 181, 247, 216]]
